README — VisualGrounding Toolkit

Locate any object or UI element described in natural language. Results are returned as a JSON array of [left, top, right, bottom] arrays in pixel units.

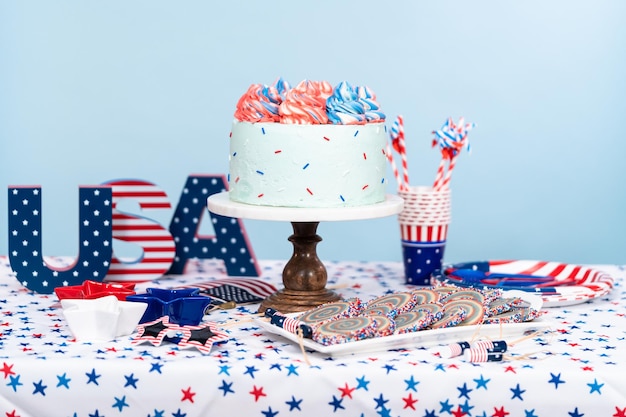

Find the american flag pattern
[[104, 179, 176, 282], [439, 259, 615, 307], [180, 277, 277, 305], [488, 259, 615, 306], [400, 223, 448, 285]]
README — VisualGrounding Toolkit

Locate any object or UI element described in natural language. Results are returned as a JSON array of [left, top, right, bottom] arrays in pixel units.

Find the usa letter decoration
[[166, 175, 260, 277], [5, 175, 260, 293], [103, 179, 176, 282], [7, 186, 113, 294]]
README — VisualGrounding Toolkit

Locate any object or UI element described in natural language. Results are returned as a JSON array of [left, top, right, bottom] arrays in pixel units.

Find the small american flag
[[179, 278, 277, 305]]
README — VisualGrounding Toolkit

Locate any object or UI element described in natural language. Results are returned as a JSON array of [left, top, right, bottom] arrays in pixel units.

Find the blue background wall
[[1, 1, 625, 266]]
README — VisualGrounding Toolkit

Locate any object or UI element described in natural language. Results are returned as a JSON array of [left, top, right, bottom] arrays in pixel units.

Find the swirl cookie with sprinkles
[[443, 299, 485, 326], [484, 297, 517, 317], [431, 285, 461, 303], [370, 315, 396, 337], [297, 298, 363, 326], [443, 289, 485, 304], [410, 288, 440, 304], [361, 302, 398, 319], [480, 288, 503, 305], [394, 310, 434, 334], [414, 302, 444, 322], [366, 292, 418, 314], [483, 306, 543, 324], [429, 305, 468, 329], [312, 316, 378, 345]]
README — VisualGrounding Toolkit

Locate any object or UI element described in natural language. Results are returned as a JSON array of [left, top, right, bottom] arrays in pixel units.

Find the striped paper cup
[[397, 186, 451, 285]]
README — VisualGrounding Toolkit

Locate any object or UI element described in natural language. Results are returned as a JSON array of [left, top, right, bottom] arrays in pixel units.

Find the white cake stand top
[[207, 192, 403, 222]]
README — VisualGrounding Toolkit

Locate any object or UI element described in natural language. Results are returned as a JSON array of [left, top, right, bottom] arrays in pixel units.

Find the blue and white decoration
[[167, 174, 260, 277], [402, 241, 446, 286], [7, 186, 113, 293], [5, 174, 260, 293]]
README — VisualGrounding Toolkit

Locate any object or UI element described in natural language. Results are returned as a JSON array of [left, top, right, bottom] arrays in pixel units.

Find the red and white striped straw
[[436, 153, 457, 191], [388, 115, 410, 191], [397, 115, 410, 189], [432, 159, 446, 191], [385, 142, 403, 191], [432, 117, 475, 191]]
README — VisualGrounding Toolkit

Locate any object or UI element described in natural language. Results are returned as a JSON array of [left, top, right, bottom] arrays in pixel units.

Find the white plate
[[432, 260, 615, 307], [256, 316, 552, 357]]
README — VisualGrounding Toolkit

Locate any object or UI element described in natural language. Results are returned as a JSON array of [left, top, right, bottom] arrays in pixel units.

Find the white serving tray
[[255, 316, 552, 357]]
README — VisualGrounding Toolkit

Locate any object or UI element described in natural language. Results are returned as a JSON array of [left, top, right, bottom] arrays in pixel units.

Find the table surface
[[1, 256, 625, 417]]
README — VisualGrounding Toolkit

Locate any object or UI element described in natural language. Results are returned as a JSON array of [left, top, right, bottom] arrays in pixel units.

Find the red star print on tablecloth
[[250, 385, 266, 402], [613, 406, 626, 417], [402, 393, 418, 410], [181, 386, 196, 403], [338, 383, 356, 398], [1, 362, 16, 378], [493, 406, 510, 417]]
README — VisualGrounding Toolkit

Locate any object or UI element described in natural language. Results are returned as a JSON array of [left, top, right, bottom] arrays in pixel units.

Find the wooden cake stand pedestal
[[207, 192, 403, 314]]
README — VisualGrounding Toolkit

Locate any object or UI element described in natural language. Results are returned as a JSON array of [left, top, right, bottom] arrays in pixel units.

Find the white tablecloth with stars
[[1, 256, 625, 417]]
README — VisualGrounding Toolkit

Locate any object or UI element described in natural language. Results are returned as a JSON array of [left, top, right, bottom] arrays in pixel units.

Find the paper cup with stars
[[397, 186, 451, 285]]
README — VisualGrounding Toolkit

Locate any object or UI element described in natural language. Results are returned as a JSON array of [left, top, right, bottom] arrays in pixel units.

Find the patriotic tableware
[[126, 287, 213, 325], [131, 315, 229, 354], [54, 280, 137, 301], [255, 306, 549, 357], [432, 260, 615, 307], [398, 186, 451, 285], [60, 295, 148, 342]]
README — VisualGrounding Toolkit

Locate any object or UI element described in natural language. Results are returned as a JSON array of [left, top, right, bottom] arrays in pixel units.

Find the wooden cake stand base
[[206, 192, 403, 314]]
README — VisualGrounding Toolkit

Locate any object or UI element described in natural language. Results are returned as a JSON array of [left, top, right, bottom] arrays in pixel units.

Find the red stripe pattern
[[400, 224, 448, 242], [105, 180, 176, 282], [487, 260, 615, 306]]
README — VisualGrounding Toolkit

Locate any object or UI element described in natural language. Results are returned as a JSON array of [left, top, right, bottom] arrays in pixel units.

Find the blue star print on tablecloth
[[1, 258, 626, 416]]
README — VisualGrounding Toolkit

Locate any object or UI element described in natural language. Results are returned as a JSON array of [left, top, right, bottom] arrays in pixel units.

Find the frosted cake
[[228, 79, 388, 208]]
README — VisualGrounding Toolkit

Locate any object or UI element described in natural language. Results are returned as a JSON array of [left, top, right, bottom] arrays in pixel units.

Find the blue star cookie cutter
[[126, 288, 212, 326]]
